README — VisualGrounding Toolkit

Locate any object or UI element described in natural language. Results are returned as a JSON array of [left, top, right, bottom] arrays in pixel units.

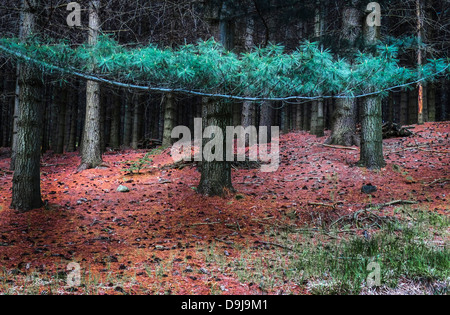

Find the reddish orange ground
[[0, 122, 448, 295]]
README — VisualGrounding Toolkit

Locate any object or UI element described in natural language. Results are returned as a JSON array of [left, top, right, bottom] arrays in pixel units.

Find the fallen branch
[[418, 148, 450, 154], [187, 221, 222, 228], [256, 241, 293, 251], [322, 144, 358, 151], [425, 178, 450, 186], [374, 200, 418, 209], [214, 237, 234, 245], [308, 202, 343, 210]]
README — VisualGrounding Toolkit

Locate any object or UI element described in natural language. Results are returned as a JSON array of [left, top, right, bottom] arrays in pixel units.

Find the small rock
[[117, 185, 130, 193], [361, 184, 377, 194], [199, 267, 209, 275]]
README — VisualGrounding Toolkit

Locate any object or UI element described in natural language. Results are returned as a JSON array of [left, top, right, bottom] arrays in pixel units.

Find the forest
[[0, 0, 449, 296]]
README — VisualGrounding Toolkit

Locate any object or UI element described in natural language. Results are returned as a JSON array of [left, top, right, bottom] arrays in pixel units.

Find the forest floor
[[0, 122, 449, 295]]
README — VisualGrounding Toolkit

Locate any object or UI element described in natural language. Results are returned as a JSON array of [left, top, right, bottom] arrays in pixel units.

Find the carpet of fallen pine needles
[[0, 122, 448, 295]]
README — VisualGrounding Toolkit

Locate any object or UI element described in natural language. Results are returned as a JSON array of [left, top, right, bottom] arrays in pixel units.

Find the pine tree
[[79, 0, 103, 171], [10, 0, 43, 212]]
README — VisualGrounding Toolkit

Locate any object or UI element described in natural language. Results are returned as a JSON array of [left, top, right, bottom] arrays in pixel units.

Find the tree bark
[[440, 78, 448, 121], [79, 0, 103, 170], [162, 93, 175, 147], [417, 0, 425, 125], [11, 0, 43, 212], [259, 101, 273, 143], [400, 88, 408, 126], [197, 97, 234, 196], [326, 99, 359, 147], [198, 3, 235, 197], [109, 91, 120, 149], [55, 87, 68, 154], [359, 8, 386, 169], [325, 2, 362, 146], [123, 93, 132, 147], [131, 93, 142, 149], [428, 84, 436, 122]]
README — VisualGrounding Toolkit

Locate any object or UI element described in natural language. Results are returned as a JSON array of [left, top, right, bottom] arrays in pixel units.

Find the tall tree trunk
[[131, 94, 142, 149], [259, 101, 273, 143], [417, 0, 425, 125], [409, 88, 418, 125], [359, 10, 385, 169], [11, 0, 43, 212], [428, 84, 436, 122], [67, 84, 79, 152], [123, 93, 132, 147], [10, 66, 20, 170], [109, 91, 120, 149], [400, 89, 408, 125], [198, 3, 235, 196], [198, 97, 234, 196], [162, 93, 175, 147], [242, 17, 256, 145], [55, 88, 68, 154], [439, 78, 447, 121], [79, 0, 102, 170], [325, 2, 362, 146], [311, 0, 325, 137]]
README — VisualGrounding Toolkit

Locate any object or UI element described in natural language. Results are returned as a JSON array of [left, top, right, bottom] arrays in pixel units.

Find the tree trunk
[[296, 104, 303, 130], [428, 84, 436, 122], [417, 0, 425, 125], [197, 97, 234, 196], [197, 3, 235, 197], [109, 92, 121, 149], [359, 8, 385, 169], [131, 94, 142, 149], [440, 78, 448, 121], [55, 88, 68, 154], [241, 17, 256, 144], [409, 88, 418, 125], [162, 93, 175, 147], [259, 101, 273, 143], [326, 98, 359, 147], [11, 0, 43, 212], [325, 2, 361, 146], [123, 94, 132, 147], [10, 66, 20, 170], [400, 89, 408, 125], [67, 84, 79, 152], [79, 0, 103, 170]]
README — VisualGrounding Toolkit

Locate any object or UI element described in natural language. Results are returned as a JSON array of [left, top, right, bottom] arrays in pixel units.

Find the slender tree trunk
[[400, 89, 408, 126], [162, 93, 175, 147], [67, 84, 79, 152], [10, 66, 20, 170], [439, 78, 447, 121], [242, 17, 255, 144], [11, 0, 43, 212], [123, 94, 132, 147], [311, 0, 325, 137], [428, 84, 436, 122], [79, 0, 103, 170], [55, 88, 68, 154], [109, 92, 120, 149], [296, 104, 303, 130], [409, 88, 418, 125], [417, 0, 425, 125], [131, 94, 142, 149]]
